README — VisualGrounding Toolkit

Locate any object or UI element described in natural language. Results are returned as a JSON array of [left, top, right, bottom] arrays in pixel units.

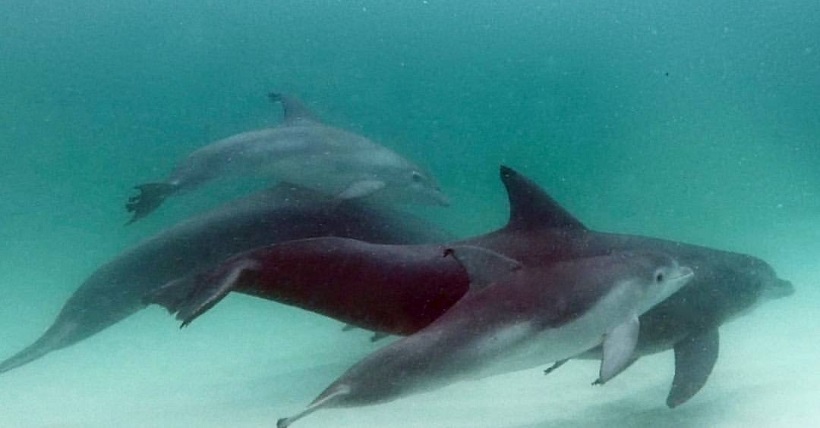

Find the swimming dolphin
[[125, 93, 449, 223], [146, 237, 470, 334], [151, 166, 793, 408], [0, 185, 454, 375], [276, 248, 694, 427]]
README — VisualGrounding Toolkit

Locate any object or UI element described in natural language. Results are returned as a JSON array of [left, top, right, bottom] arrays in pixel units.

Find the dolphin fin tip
[[125, 182, 176, 223], [169, 258, 258, 327]]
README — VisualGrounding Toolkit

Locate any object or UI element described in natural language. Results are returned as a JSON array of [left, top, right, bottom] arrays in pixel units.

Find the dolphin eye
[[655, 270, 665, 283], [411, 171, 423, 183]]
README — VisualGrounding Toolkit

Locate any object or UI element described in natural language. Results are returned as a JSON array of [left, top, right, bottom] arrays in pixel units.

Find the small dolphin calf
[[126, 93, 448, 223], [277, 248, 694, 427]]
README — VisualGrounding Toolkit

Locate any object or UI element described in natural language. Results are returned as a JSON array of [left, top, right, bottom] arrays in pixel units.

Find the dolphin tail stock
[[125, 182, 177, 224], [543, 358, 569, 375], [277, 385, 351, 428], [0, 320, 78, 375], [144, 258, 260, 328]]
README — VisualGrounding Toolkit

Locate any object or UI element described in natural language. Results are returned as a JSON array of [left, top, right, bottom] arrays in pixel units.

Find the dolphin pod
[[125, 93, 449, 224], [0, 184, 454, 375], [149, 166, 794, 412]]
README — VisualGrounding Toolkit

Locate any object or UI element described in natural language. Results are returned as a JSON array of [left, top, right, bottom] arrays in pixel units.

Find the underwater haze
[[1, 1, 818, 427]]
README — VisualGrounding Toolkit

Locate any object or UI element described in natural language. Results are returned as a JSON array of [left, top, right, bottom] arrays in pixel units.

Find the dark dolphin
[[147, 237, 470, 334], [151, 166, 794, 408], [126, 93, 448, 224], [0, 185, 454, 375]]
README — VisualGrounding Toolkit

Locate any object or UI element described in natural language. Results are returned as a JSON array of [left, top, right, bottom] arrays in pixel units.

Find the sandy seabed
[[0, 239, 817, 428]]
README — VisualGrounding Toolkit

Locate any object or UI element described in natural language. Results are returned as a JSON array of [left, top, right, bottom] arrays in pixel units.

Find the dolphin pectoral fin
[[596, 315, 640, 385], [125, 182, 177, 224], [543, 359, 569, 375], [338, 180, 386, 200], [666, 328, 720, 408], [370, 331, 390, 342], [340, 324, 388, 342], [340, 324, 389, 342], [444, 245, 523, 290]]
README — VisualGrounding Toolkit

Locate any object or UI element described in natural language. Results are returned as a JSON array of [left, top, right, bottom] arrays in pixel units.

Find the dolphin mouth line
[[668, 269, 695, 282]]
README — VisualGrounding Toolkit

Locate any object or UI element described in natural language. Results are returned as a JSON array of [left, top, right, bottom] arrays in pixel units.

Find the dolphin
[[0, 184, 454, 375], [146, 237, 470, 334], [125, 93, 449, 223], [150, 166, 793, 408], [276, 248, 694, 427]]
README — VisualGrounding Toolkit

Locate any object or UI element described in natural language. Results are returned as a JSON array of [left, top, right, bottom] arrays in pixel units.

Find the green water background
[[0, 1, 818, 426]]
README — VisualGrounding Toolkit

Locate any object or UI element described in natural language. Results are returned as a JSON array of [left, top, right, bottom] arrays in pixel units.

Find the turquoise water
[[1, 1, 818, 427]]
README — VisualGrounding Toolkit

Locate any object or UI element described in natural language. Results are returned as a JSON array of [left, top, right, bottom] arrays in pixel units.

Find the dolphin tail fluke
[[145, 259, 259, 328], [0, 321, 77, 375], [125, 182, 177, 224]]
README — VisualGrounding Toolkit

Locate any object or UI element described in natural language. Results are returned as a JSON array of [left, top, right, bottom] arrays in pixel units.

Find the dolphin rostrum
[[125, 93, 449, 223], [0, 185, 454, 375], [151, 166, 793, 408], [276, 248, 694, 427]]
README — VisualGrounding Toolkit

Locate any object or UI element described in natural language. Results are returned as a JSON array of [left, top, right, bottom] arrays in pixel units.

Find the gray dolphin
[[276, 248, 694, 427], [0, 184, 454, 375], [125, 93, 449, 223], [154, 166, 793, 408]]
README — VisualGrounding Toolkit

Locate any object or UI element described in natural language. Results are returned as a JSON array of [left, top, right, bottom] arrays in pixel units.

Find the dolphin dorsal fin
[[499, 165, 587, 231], [445, 245, 522, 290], [268, 93, 319, 124]]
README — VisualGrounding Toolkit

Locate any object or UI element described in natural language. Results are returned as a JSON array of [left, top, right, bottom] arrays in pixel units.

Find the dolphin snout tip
[[775, 279, 795, 298], [762, 278, 795, 300]]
